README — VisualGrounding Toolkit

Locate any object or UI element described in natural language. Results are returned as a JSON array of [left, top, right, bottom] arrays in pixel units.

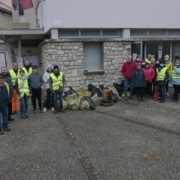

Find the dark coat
[[0, 83, 10, 108], [131, 69, 146, 88]]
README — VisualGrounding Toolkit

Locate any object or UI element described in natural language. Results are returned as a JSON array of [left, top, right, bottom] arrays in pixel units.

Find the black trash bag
[[88, 84, 102, 97], [110, 90, 118, 103], [99, 84, 104, 91], [113, 83, 124, 96], [84, 96, 96, 110], [96, 88, 103, 97], [64, 86, 76, 98]]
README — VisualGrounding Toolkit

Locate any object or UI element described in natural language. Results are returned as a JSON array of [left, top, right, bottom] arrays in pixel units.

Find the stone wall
[[41, 40, 131, 90]]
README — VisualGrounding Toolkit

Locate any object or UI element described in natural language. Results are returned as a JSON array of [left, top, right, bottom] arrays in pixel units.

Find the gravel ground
[[0, 92, 179, 180]]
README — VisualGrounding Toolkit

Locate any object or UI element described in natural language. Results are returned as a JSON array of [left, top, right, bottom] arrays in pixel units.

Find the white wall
[[41, 0, 180, 32]]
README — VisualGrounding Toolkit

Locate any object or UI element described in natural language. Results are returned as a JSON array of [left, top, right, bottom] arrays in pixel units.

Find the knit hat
[[47, 64, 53, 69], [53, 65, 59, 70], [32, 65, 38, 69]]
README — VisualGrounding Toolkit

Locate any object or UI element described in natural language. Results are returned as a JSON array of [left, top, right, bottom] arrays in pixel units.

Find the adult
[[22, 60, 32, 77], [49, 65, 66, 113], [121, 55, 136, 99], [131, 64, 146, 102], [164, 54, 173, 96], [0, 74, 11, 134], [43, 64, 55, 112], [28, 65, 43, 113], [170, 60, 180, 102], [9, 62, 19, 114], [145, 54, 152, 65], [1, 67, 14, 122], [156, 59, 169, 103]]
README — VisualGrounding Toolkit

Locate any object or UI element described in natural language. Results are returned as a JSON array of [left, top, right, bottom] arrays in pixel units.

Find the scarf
[[19, 75, 27, 88]]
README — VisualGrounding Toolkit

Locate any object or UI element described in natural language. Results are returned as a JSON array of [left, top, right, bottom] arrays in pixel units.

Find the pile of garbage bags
[[63, 83, 124, 111]]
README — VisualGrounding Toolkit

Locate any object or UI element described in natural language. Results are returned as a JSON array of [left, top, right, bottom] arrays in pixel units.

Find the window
[[149, 29, 166, 36], [102, 29, 122, 37], [0, 52, 7, 68], [83, 42, 103, 72], [131, 29, 147, 36], [168, 30, 180, 36], [81, 29, 100, 36], [59, 29, 79, 37]]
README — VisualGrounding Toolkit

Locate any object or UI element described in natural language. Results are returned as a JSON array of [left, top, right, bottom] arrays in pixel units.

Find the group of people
[[121, 53, 180, 103], [0, 60, 65, 135]]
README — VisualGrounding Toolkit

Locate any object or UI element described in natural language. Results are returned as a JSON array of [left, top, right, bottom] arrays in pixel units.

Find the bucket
[[102, 88, 110, 102]]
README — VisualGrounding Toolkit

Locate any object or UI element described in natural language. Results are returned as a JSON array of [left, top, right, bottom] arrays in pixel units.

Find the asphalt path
[[0, 97, 179, 180]]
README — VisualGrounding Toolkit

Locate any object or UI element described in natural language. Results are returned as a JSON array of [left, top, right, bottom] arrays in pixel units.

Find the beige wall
[[0, 11, 12, 29]]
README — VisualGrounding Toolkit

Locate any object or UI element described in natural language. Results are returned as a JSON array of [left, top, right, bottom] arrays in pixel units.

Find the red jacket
[[143, 67, 155, 83], [121, 61, 136, 79]]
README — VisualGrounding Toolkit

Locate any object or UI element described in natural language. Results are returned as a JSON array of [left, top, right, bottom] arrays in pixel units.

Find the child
[[131, 64, 146, 101], [16, 69, 31, 119]]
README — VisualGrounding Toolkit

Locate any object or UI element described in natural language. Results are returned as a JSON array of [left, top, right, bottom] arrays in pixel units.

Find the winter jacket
[[143, 67, 155, 83], [170, 66, 180, 85], [131, 69, 146, 88], [43, 72, 51, 89], [121, 61, 136, 79], [0, 82, 10, 108], [28, 72, 43, 90]]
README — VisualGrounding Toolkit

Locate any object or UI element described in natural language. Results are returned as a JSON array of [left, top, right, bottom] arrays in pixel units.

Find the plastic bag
[[88, 84, 102, 97], [79, 97, 90, 111], [113, 83, 124, 96], [109, 90, 118, 103], [64, 86, 77, 98], [84, 96, 96, 110], [91, 94, 103, 106]]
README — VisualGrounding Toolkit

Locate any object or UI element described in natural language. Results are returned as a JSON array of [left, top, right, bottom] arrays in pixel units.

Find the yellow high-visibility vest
[[50, 72, 63, 91], [9, 69, 19, 86], [22, 67, 32, 77], [17, 78, 30, 97], [5, 82, 10, 96], [171, 69, 180, 79], [145, 58, 151, 64], [156, 67, 168, 81]]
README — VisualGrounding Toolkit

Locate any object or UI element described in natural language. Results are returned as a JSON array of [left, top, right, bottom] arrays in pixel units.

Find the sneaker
[[51, 107, 55, 112], [166, 92, 170, 96], [21, 113, 26, 119], [0, 129, 4, 135], [9, 118, 15, 121], [25, 113, 29, 118], [43, 108, 47, 112], [4, 127, 11, 131], [60, 109, 65, 113]]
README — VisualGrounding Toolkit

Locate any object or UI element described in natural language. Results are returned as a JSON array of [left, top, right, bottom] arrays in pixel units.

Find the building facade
[[1, 0, 180, 88]]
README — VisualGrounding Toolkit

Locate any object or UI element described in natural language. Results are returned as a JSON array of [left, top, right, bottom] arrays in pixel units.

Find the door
[[132, 42, 143, 60], [145, 42, 162, 59]]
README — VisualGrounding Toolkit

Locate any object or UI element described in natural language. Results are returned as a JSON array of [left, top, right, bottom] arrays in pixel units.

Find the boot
[[25, 112, 29, 118], [129, 90, 133, 99], [21, 112, 26, 119], [124, 91, 127, 100]]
